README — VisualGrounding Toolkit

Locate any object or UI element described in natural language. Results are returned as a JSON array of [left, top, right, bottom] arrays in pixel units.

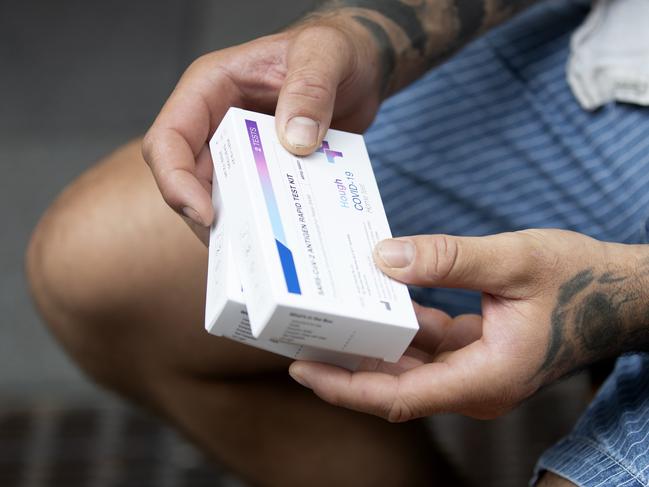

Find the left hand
[[289, 229, 649, 421]]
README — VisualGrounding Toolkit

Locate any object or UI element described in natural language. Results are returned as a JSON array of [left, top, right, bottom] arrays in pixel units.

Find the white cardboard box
[[204, 192, 362, 370], [209, 108, 418, 362]]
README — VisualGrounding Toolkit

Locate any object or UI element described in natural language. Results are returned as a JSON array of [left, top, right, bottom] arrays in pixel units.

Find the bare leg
[[26, 140, 463, 486], [536, 472, 577, 486]]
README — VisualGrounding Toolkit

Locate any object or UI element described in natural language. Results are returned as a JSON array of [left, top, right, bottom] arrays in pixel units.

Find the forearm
[[308, 0, 537, 96]]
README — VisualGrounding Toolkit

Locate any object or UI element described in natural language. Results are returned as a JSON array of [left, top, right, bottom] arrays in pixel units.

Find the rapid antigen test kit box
[[208, 107, 418, 363], [204, 187, 362, 370]]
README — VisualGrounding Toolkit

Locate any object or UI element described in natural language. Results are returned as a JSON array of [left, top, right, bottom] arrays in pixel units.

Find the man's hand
[[142, 1, 539, 242], [141, 17, 384, 242], [289, 229, 649, 421]]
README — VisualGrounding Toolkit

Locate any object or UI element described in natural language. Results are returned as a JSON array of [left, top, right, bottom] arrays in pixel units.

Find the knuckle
[[155, 167, 181, 208], [386, 396, 413, 423], [283, 70, 335, 104], [186, 53, 214, 75], [422, 235, 459, 283], [513, 230, 556, 284], [141, 132, 155, 165], [517, 230, 549, 260], [295, 23, 350, 51], [320, 389, 342, 408], [315, 377, 352, 410]]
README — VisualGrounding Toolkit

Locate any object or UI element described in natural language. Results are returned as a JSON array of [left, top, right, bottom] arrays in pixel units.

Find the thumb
[[373, 233, 540, 296], [275, 26, 356, 155]]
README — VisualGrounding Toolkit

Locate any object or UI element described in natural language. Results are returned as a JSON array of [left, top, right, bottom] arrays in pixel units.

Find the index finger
[[289, 339, 504, 422], [142, 56, 240, 226]]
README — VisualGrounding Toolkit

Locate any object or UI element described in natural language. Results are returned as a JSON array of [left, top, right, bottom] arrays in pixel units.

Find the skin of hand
[[141, 17, 384, 244], [289, 229, 649, 422], [142, 0, 537, 243]]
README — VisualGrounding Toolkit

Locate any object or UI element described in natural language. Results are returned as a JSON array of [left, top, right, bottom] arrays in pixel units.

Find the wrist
[[609, 241, 649, 343], [535, 235, 649, 384]]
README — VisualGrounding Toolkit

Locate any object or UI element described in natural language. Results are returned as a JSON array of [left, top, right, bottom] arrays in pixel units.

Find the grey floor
[[0, 1, 590, 485]]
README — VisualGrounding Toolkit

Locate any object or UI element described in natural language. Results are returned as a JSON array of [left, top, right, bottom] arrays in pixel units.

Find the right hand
[[142, 17, 386, 243]]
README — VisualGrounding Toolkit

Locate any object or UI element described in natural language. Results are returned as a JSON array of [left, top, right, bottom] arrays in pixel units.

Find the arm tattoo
[[313, 0, 535, 95], [352, 16, 397, 95], [454, 0, 487, 47], [535, 260, 649, 382], [344, 0, 428, 54]]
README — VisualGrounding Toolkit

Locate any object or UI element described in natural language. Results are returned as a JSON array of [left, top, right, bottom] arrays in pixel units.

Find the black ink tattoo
[[352, 16, 397, 95], [342, 0, 427, 54], [315, 0, 536, 96], [557, 269, 594, 306], [598, 272, 627, 284], [535, 261, 649, 382], [539, 270, 595, 374], [453, 0, 486, 47], [574, 291, 623, 352]]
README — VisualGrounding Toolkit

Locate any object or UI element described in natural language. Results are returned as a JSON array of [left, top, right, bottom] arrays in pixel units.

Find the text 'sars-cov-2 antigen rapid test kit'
[[204, 107, 418, 368]]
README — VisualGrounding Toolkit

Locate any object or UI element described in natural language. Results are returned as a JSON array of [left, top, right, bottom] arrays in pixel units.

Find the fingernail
[[289, 368, 312, 389], [182, 206, 204, 226], [285, 116, 319, 149], [376, 239, 415, 268]]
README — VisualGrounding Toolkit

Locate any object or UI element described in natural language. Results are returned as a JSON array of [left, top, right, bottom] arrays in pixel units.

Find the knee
[[26, 177, 107, 338], [25, 141, 152, 380], [27, 197, 146, 397], [25, 180, 110, 387]]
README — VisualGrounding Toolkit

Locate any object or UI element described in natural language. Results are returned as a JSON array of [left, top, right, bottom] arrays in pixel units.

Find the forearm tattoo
[[314, 0, 535, 95], [535, 260, 649, 381]]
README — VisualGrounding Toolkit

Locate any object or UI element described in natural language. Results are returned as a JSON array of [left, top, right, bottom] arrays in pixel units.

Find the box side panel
[[210, 109, 278, 337], [208, 300, 246, 338], [261, 305, 417, 362], [216, 303, 360, 370], [204, 148, 230, 333], [266, 307, 362, 369]]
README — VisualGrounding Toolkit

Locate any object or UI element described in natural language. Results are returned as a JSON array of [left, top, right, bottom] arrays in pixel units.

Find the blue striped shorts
[[364, 1, 649, 485]]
